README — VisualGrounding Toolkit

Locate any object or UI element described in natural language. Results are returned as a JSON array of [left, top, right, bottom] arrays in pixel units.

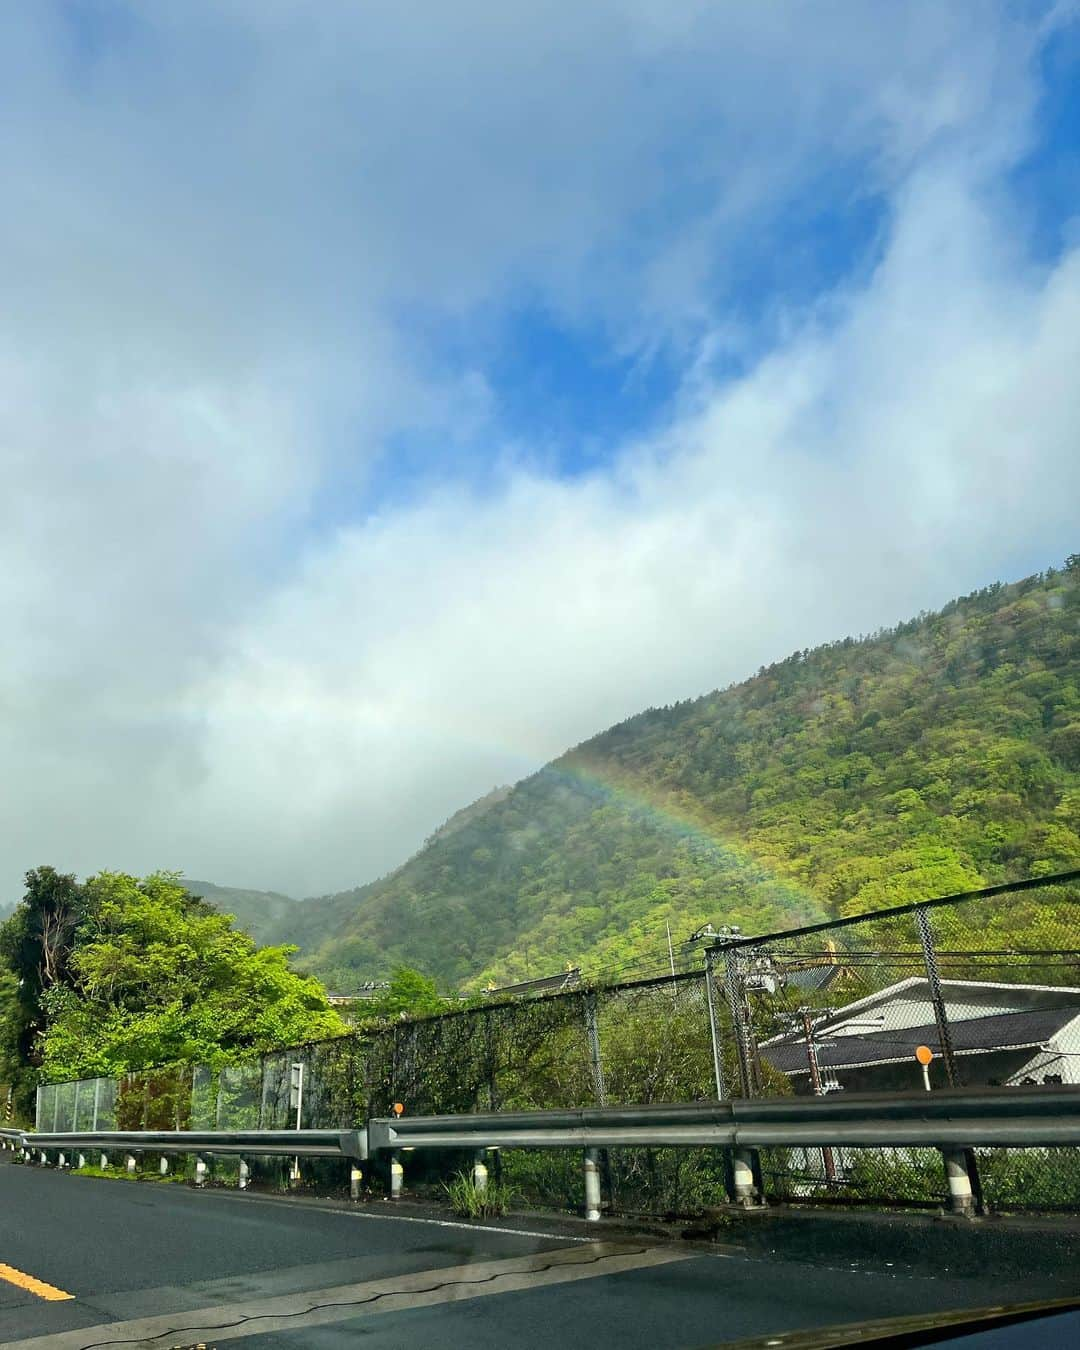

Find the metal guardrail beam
[[10, 1086, 1080, 1162], [15, 1128, 367, 1160], [368, 1085, 1080, 1153]]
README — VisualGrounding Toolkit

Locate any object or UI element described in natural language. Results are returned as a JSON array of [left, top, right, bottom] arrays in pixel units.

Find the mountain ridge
[[203, 557, 1080, 991]]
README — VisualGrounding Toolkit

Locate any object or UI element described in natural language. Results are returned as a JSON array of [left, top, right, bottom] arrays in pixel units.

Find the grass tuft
[[443, 1169, 516, 1220]]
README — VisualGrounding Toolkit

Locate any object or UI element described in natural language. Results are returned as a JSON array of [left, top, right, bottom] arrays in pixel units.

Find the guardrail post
[[584, 1148, 602, 1221], [350, 1164, 362, 1200], [473, 1149, 488, 1198], [390, 1151, 403, 1201], [731, 1148, 762, 1207], [194, 1156, 208, 1187], [941, 1149, 976, 1217], [239, 1158, 250, 1191], [125, 1154, 137, 1175]]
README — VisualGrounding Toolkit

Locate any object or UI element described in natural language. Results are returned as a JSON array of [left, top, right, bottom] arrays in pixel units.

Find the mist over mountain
[[218, 559, 1077, 992]]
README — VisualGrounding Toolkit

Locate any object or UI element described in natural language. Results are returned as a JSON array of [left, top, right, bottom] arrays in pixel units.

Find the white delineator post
[[125, 1154, 137, 1175], [159, 1156, 169, 1175], [194, 1156, 208, 1187], [239, 1158, 250, 1190], [584, 1148, 602, 1222], [350, 1165, 363, 1200], [99, 1152, 108, 1170], [390, 1153, 404, 1200]]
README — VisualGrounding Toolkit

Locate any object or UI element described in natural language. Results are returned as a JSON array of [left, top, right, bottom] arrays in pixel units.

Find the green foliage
[[0, 869, 344, 1086], [286, 562, 1079, 989], [0, 867, 88, 1114], [443, 1169, 516, 1219], [359, 968, 449, 1022]]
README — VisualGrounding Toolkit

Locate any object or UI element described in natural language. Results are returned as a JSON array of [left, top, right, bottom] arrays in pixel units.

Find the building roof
[[763, 1005, 1079, 1076]]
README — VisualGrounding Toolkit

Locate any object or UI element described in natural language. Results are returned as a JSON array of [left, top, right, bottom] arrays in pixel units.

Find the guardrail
[[26, 1128, 367, 1158], [367, 1085, 1080, 1217], [8, 1086, 1080, 1218], [3, 1127, 368, 1193], [367, 1086, 1080, 1152]]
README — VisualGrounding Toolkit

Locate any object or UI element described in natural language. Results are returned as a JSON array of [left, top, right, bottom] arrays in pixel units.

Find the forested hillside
[[185, 879, 300, 947], [282, 560, 1080, 991]]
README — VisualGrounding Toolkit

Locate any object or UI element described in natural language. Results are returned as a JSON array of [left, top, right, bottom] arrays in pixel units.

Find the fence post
[[584, 994, 606, 1105], [914, 907, 958, 1087], [92, 1078, 101, 1131], [703, 955, 727, 1102], [800, 1008, 837, 1184], [720, 943, 760, 1097], [583, 993, 614, 1209], [916, 907, 987, 1211]]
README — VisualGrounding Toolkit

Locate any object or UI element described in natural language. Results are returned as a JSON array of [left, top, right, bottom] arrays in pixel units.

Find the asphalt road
[[1, 1157, 1075, 1349]]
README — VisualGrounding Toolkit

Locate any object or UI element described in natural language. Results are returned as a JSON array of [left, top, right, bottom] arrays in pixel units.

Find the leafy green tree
[[0, 867, 88, 1112], [32, 871, 344, 1081], [362, 967, 447, 1021]]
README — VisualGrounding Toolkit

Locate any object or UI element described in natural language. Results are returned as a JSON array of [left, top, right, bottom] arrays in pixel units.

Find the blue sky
[[1, 2, 1079, 898]]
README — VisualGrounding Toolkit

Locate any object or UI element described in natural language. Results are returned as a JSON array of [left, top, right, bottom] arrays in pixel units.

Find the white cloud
[[1, 3, 1076, 899]]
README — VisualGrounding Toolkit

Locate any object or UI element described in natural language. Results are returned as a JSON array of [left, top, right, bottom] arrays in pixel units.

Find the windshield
[[1, 4, 1078, 1348]]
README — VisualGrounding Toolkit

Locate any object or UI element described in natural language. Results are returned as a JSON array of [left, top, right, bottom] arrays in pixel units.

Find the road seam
[[0, 1242, 689, 1348]]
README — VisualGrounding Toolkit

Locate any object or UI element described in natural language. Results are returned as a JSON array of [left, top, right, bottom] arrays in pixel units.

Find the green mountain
[[280, 559, 1080, 991]]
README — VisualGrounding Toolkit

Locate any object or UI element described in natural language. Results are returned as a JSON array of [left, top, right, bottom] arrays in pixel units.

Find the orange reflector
[[392, 1102, 405, 1116], [915, 1044, 934, 1066]]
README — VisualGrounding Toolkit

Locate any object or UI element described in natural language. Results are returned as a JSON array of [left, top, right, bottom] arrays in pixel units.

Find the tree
[[363, 967, 447, 1021], [29, 870, 344, 1081], [0, 867, 88, 1112]]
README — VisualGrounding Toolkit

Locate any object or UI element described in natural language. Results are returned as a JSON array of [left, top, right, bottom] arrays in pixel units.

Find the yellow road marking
[[0, 1261, 74, 1301]]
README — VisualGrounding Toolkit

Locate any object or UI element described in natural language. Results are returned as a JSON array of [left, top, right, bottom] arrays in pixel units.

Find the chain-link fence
[[34, 871, 1080, 1214], [727, 873, 1080, 1210]]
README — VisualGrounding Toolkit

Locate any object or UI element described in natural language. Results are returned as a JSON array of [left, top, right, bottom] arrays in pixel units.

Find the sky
[[2, 1, 1079, 902]]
